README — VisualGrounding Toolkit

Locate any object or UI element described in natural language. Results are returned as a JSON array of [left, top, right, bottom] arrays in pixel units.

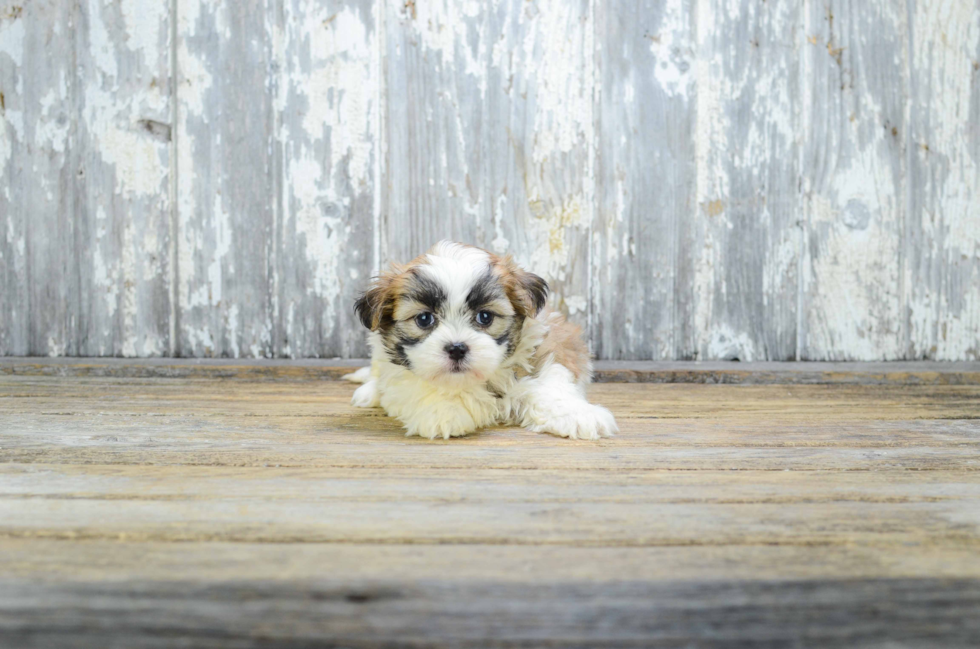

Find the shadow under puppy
[[344, 241, 618, 440]]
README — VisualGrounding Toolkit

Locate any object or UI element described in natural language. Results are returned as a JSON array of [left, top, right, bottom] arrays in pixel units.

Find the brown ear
[[495, 256, 549, 317], [354, 270, 399, 331], [514, 269, 548, 316]]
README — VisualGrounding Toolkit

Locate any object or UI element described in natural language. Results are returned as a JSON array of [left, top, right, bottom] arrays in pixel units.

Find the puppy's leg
[[516, 363, 617, 441], [399, 399, 480, 440], [351, 379, 381, 408], [343, 366, 372, 383]]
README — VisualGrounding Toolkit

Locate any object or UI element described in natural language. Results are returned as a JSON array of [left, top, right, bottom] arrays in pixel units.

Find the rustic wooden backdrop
[[1, 0, 978, 360]]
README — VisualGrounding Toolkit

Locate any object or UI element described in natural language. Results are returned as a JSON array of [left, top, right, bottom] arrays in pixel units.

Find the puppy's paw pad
[[343, 366, 372, 384], [351, 381, 381, 408]]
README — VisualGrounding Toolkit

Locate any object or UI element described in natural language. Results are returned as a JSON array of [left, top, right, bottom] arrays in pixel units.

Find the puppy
[[343, 242, 617, 441]]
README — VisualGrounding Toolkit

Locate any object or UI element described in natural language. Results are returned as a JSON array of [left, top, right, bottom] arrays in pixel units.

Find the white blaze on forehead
[[420, 242, 491, 312]]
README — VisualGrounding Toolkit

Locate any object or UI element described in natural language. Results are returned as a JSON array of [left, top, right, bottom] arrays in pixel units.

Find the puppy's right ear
[[354, 271, 398, 331]]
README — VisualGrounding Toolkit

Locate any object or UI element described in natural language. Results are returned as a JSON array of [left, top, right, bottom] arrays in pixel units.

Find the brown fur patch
[[532, 311, 591, 381]]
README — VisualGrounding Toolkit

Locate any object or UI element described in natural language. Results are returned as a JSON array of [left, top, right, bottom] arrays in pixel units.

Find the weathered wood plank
[[382, 0, 486, 259], [2, 577, 979, 647], [483, 0, 594, 324], [907, 0, 980, 361], [6, 464, 979, 503], [7, 491, 977, 546], [0, 2, 29, 355], [5, 539, 980, 583], [4, 357, 980, 385], [801, 0, 909, 360], [0, 1, 77, 356], [593, 0, 694, 359], [2, 372, 979, 645], [383, 0, 594, 325], [175, 0, 277, 358], [5, 376, 980, 420], [278, 0, 377, 358], [2, 463, 979, 546], [681, 0, 801, 361], [74, 0, 172, 356], [3, 377, 980, 470]]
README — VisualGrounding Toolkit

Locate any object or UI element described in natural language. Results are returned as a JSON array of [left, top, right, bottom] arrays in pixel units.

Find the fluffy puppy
[[344, 242, 617, 441]]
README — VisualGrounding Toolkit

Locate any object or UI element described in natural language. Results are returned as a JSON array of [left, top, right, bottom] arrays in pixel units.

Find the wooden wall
[[1, 0, 978, 360]]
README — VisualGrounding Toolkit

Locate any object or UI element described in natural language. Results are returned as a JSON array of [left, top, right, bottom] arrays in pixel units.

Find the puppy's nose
[[445, 342, 469, 361]]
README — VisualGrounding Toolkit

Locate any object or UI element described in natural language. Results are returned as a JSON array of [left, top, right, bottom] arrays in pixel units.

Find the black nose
[[446, 342, 469, 361]]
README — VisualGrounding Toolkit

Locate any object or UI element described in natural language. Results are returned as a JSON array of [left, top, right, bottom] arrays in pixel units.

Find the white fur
[[510, 362, 618, 440], [342, 366, 372, 383], [345, 243, 618, 440]]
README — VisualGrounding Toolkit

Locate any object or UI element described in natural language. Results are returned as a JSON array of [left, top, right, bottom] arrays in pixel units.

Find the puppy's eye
[[476, 310, 494, 327], [414, 312, 435, 329]]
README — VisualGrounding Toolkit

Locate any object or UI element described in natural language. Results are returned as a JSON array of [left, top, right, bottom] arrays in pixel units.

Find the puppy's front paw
[[343, 366, 372, 384], [351, 380, 381, 408], [525, 401, 618, 441], [404, 405, 478, 440], [410, 422, 472, 440]]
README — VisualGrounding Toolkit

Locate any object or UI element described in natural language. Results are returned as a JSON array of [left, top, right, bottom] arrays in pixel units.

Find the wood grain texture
[[0, 1, 77, 356], [3, 0, 980, 361], [75, 0, 172, 357], [277, 0, 377, 358], [483, 0, 594, 324], [593, 0, 694, 359], [382, 0, 486, 259], [907, 0, 980, 361], [3, 578, 979, 648], [1, 372, 979, 645], [681, 0, 801, 361], [383, 0, 594, 325], [175, 0, 278, 358], [5, 357, 980, 385], [801, 0, 909, 360]]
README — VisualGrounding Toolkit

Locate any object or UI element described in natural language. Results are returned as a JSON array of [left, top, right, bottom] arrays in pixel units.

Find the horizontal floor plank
[[3, 378, 980, 420], [2, 576, 978, 648], [4, 357, 980, 385], [2, 371, 979, 645], [5, 539, 980, 583]]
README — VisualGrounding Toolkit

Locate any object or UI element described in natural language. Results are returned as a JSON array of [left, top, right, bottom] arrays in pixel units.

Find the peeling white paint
[[35, 87, 70, 154], [0, 14, 23, 180], [522, 1, 592, 164], [0, 119, 11, 180], [176, 40, 213, 118], [908, 0, 980, 359], [6, 0, 980, 361], [207, 192, 231, 306], [706, 324, 757, 361], [119, 0, 166, 71], [648, 0, 693, 99], [0, 11, 25, 66]]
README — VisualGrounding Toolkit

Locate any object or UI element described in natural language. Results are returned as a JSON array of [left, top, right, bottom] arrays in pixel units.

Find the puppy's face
[[355, 243, 548, 384]]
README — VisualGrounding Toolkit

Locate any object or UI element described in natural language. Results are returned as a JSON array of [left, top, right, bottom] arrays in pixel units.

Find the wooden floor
[[2, 361, 980, 647]]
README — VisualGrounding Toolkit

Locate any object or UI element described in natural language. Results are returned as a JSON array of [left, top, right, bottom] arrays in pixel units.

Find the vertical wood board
[[175, 0, 277, 358], [681, 0, 801, 361], [801, 0, 909, 360], [277, 0, 377, 358], [593, 0, 695, 360], [907, 0, 980, 361], [74, 0, 172, 357], [0, 1, 78, 356]]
